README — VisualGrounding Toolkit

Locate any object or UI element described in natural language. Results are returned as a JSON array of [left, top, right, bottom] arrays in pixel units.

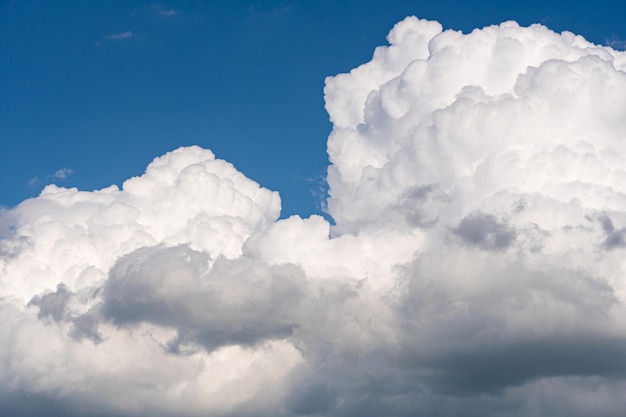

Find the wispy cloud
[[247, 3, 293, 19], [153, 5, 178, 17], [96, 30, 135, 47], [29, 168, 73, 187], [134, 4, 180, 18], [606, 37, 626, 50], [51, 168, 73, 179], [159, 9, 177, 16], [105, 30, 134, 41]]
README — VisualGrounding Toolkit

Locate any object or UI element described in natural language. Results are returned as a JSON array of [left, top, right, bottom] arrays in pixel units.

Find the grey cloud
[[388, 239, 621, 402], [397, 184, 449, 228], [598, 214, 626, 249], [0, 235, 30, 259], [69, 312, 103, 343], [0, 208, 18, 239], [286, 381, 335, 416], [29, 285, 103, 343], [453, 212, 516, 250], [102, 245, 307, 351], [0, 392, 82, 417], [428, 336, 626, 395], [28, 283, 72, 322]]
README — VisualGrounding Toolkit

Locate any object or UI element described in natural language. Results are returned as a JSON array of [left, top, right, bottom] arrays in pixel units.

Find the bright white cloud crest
[[2, 17, 626, 416]]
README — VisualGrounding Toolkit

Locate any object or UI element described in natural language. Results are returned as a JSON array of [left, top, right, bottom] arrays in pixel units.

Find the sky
[[2, 0, 626, 218], [3, 1, 626, 417]]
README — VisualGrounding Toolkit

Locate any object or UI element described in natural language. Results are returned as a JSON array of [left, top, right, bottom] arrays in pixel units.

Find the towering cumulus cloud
[[2, 17, 626, 416]]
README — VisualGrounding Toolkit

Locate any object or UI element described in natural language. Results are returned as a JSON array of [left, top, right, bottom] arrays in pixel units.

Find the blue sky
[[2, 0, 625, 219]]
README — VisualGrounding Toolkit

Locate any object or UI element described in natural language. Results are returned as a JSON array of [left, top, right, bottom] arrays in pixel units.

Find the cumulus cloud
[[102, 245, 307, 352], [3, 16, 626, 417]]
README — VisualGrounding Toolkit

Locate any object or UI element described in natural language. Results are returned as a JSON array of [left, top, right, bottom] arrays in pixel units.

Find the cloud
[[154, 7, 178, 17], [96, 31, 135, 47], [135, 4, 179, 17], [28, 283, 72, 322], [51, 168, 73, 179], [28, 168, 73, 188], [3, 16, 626, 417], [101, 245, 307, 352], [105, 30, 134, 41], [598, 214, 626, 249], [453, 212, 516, 251], [247, 4, 293, 20], [606, 37, 626, 51]]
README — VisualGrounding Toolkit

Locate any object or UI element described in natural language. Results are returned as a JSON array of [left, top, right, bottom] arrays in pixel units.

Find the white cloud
[[156, 8, 178, 17], [28, 168, 72, 188], [105, 30, 134, 41], [3, 16, 626, 417], [51, 168, 73, 179], [146, 3, 179, 17], [606, 37, 626, 51]]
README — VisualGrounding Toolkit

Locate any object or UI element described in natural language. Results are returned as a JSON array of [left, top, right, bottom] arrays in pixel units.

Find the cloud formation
[[3, 16, 626, 416], [28, 168, 74, 188], [105, 30, 134, 41], [52, 168, 73, 179]]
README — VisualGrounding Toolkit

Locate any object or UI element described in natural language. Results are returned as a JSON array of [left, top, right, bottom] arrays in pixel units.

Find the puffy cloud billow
[[2, 17, 626, 416]]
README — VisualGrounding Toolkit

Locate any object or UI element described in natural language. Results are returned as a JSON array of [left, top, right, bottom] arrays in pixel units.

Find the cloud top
[[324, 17, 626, 235]]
